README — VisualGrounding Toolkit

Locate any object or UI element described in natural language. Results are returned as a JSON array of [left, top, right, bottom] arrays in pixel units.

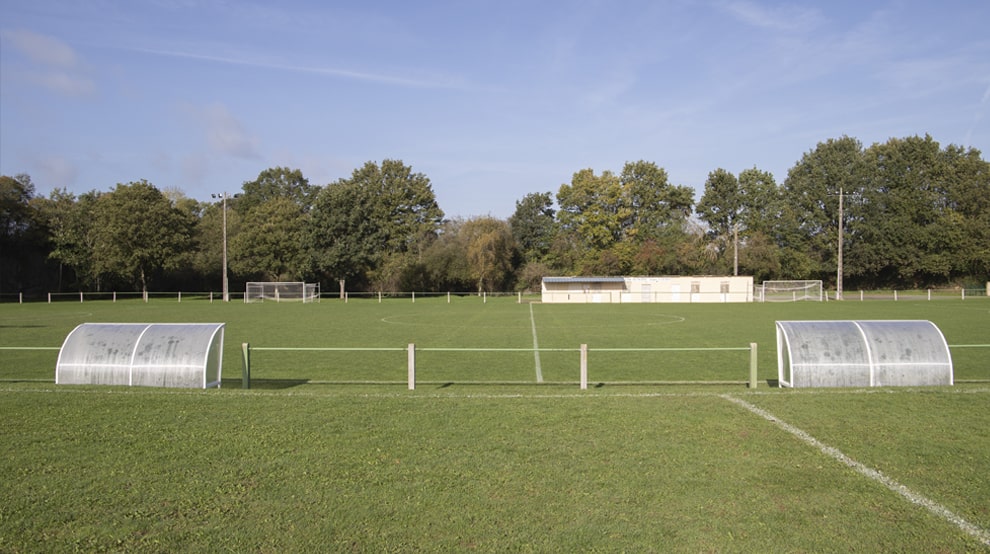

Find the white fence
[[0, 287, 987, 304]]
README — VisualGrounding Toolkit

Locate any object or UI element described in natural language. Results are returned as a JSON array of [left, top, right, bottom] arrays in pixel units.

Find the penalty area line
[[529, 303, 543, 383], [720, 394, 990, 547]]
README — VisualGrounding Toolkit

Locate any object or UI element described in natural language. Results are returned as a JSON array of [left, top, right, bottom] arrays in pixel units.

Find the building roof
[[542, 277, 627, 284]]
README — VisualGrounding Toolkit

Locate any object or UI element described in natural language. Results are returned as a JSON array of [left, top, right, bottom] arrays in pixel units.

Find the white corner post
[[407, 343, 416, 390], [580, 344, 588, 390]]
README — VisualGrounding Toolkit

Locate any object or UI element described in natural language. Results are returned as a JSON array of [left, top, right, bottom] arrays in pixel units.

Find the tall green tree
[[0, 174, 45, 293], [34, 189, 102, 290], [696, 168, 740, 274], [231, 197, 312, 282], [942, 144, 990, 279], [508, 191, 556, 263], [849, 135, 980, 287], [556, 168, 625, 251], [618, 160, 694, 241], [556, 162, 695, 275], [780, 136, 866, 282], [238, 167, 316, 213], [191, 198, 241, 290], [311, 159, 444, 290], [697, 166, 782, 278], [462, 216, 517, 293], [419, 218, 472, 291], [90, 181, 193, 293], [737, 167, 781, 237]]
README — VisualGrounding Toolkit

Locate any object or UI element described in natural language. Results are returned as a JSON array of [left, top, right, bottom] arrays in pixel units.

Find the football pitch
[[1, 297, 989, 551]]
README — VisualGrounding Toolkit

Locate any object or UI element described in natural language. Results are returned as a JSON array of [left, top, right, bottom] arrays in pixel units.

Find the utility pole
[[212, 193, 230, 302], [837, 188, 843, 300], [733, 223, 739, 277]]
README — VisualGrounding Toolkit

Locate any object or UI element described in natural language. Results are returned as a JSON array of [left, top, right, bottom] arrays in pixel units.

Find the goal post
[[757, 280, 823, 302], [244, 282, 320, 303]]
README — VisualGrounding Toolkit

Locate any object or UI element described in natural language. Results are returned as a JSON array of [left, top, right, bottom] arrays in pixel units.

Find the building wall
[[541, 276, 754, 303]]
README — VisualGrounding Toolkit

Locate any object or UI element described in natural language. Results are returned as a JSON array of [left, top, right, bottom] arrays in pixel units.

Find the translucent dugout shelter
[[776, 320, 952, 388], [56, 323, 225, 388]]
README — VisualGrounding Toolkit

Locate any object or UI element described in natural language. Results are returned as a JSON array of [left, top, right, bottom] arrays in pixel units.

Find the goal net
[[244, 282, 320, 303], [757, 280, 823, 302]]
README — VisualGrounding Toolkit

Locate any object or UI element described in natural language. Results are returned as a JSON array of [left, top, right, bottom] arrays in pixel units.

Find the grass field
[[1, 297, 989, 551]]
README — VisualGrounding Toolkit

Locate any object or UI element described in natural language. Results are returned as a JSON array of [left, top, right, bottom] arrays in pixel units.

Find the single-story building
[[541, 276, 754, 303]]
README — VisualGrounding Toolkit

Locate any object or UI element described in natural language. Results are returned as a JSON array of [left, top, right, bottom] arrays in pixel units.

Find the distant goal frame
[[244, 282, 321, 303], [757, 280, 823, 302]]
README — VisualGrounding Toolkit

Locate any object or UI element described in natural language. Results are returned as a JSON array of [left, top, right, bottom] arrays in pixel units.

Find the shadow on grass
[[223, 378, 310, 390]]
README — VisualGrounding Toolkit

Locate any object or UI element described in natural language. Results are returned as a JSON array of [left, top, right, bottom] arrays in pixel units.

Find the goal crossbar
[[758, 280, 823, 302], [244, 282, 320, 303]]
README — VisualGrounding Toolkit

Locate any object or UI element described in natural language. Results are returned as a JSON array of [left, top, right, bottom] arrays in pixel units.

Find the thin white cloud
[[2, 29, 96, 96], [32, 154, 79, 187], [198, 103, 261, 160], [31, 70, 97, 96], [131, 47, 466, 90], [4, 29, 79, 67], [719, 0, 824, 33]]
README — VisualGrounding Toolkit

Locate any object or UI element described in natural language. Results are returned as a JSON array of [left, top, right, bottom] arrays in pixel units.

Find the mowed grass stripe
[[722, 393, 990, 546], [2, 386, 988, 551]]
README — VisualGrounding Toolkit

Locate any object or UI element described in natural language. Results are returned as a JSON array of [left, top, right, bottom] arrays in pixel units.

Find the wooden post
[[241, 343, 251, 389], [749, 343, 758, 389], [407, 343, 416, 390], [580, 344, 588, 390]]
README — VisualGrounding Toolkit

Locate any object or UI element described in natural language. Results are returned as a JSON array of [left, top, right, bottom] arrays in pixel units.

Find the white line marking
[[720, 394, 990, 547], [529, 303, 543, 383]]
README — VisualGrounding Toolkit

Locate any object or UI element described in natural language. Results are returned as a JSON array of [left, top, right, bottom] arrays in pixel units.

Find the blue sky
[[2, 1, 989, 219]]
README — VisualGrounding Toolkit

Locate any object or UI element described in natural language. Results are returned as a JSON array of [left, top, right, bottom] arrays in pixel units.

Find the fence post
[[408, 343, 416, 390], [749, 343, 758, 389], [580, 344, 588, 390], [241, 343, 251, 389]]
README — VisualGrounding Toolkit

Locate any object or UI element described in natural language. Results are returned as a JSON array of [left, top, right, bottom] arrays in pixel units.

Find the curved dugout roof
[[56, 323, 224, 389], [776, 320, 952, 388]]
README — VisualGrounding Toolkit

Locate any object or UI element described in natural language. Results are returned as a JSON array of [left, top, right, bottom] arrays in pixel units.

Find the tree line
[[1, 134, 987, 297]]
